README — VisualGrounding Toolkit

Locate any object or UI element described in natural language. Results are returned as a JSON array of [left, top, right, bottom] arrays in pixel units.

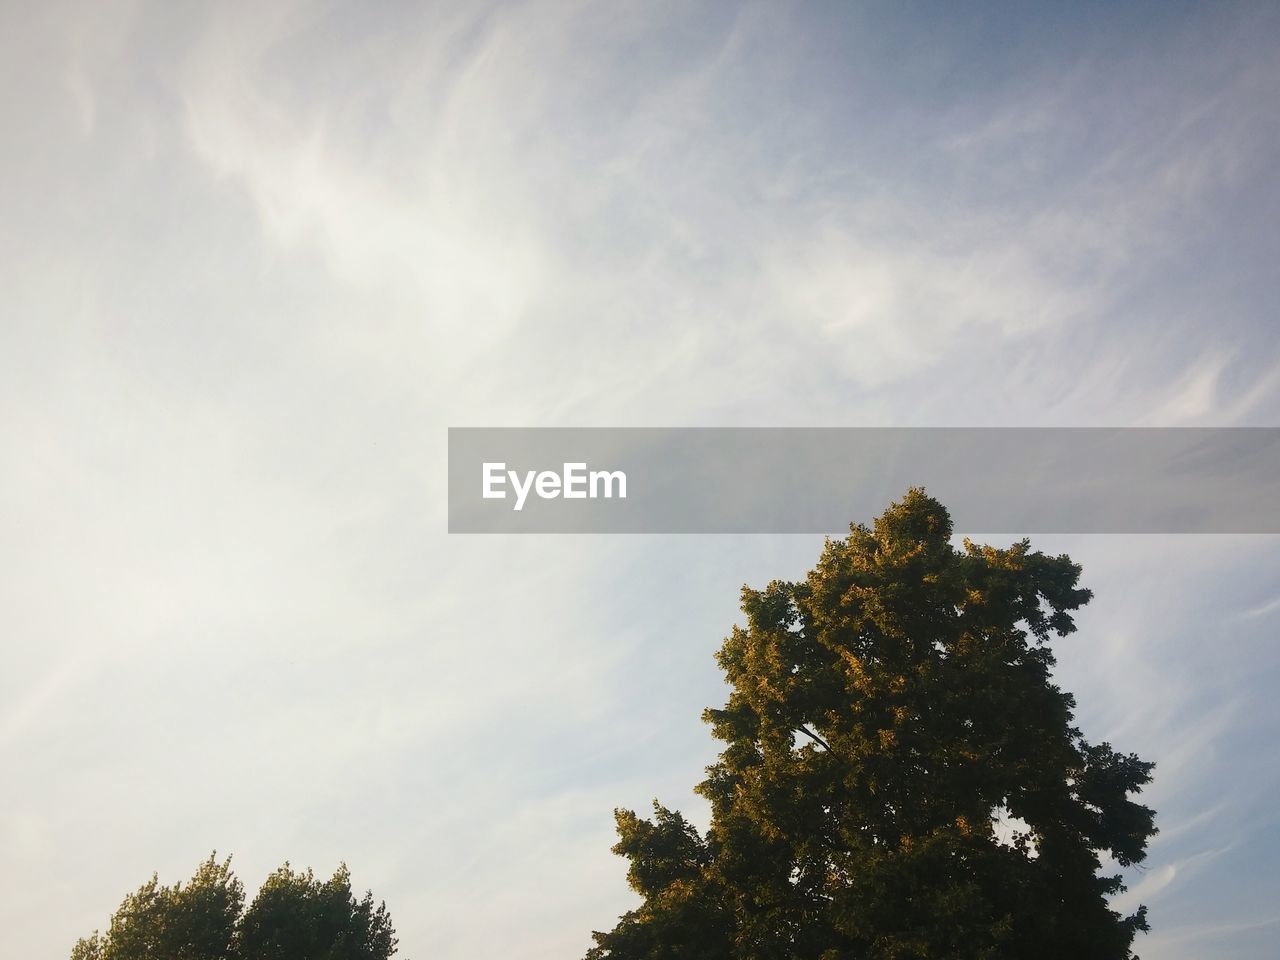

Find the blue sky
[[2, 2, 1279, 957]]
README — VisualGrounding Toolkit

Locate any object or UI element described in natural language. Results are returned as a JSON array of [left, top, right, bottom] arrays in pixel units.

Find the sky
[[2, 1, 1280, 957]]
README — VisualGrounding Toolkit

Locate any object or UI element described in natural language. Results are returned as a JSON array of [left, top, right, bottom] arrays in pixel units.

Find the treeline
[[71, 855, 399, 960]]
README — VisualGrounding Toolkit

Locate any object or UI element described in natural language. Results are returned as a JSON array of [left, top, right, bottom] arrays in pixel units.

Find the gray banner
[[447, 428, 1280, 533]]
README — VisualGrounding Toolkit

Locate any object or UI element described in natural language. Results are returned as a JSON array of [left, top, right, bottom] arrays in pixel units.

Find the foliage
[[237, 864, 397, 960], [586, 489, 1157, 960], [71, 855, 399, 960]]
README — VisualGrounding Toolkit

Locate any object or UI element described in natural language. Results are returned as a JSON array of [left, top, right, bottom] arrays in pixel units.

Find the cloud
[[1241, 594, 1280, 620]]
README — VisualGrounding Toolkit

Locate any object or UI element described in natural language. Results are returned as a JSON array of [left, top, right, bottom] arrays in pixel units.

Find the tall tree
[[586, 489, 1156, 960], [71, 856, 399, 960]]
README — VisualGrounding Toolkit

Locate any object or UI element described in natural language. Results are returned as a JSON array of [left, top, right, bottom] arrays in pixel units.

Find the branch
[[795, 725, 834, 753]]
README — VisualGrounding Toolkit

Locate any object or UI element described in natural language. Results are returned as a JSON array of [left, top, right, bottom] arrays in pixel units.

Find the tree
[[237, 864, 398, 960], [71, 855, 400, 960], [586, 489, 1157, 960]]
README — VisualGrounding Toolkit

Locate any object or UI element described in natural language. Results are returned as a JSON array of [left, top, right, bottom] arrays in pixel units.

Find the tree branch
[[795, 725, 834, 753]]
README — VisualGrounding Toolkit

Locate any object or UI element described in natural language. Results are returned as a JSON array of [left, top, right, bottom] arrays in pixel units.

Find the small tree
[[586, 489, 1157, 959], [71, 855, 400, 960]]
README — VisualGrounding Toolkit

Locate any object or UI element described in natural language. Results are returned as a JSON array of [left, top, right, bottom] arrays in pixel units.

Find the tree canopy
[[71, 855, 399, 960], [586, 489, 1157, 960]]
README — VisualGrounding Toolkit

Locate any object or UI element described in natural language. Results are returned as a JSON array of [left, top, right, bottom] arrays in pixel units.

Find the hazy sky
[[3, 2, 1280, 958]]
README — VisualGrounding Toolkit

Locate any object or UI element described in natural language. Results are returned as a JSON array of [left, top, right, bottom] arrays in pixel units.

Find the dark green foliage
[[71, 856, 400, 960], [586, 489, 1156, 960], [238, 865, 397, 960]]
